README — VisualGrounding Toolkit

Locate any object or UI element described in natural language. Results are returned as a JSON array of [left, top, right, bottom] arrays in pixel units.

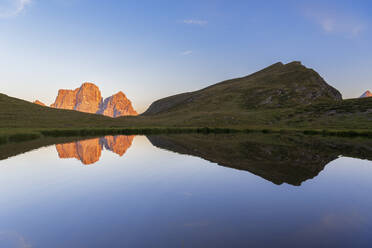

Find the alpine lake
[[0, 133, 372, 248]]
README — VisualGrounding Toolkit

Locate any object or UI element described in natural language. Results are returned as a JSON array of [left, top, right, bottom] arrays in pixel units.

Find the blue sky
[[0, 0, 371, 112]]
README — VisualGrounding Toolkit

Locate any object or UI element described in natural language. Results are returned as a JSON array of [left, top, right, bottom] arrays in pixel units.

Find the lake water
[[0, 134, 372, 248]]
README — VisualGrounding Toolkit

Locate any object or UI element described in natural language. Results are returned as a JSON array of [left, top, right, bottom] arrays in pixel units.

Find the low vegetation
[[1, 62, 371, 145]]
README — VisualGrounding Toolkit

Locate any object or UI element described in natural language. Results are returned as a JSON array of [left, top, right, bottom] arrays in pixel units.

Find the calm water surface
[[0, 134, 372, 248]]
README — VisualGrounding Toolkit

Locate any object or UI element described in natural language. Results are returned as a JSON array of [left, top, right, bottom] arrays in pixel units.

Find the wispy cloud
[[181, 50, 193, 56], [304, 6, 365, 37], [183, 19, 207, 26], [0, 231, 32, 248], [0, 0, 32, 18]]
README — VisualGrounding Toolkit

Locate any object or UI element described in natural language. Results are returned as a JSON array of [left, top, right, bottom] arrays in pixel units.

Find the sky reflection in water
[[0, 135, 371, 248]]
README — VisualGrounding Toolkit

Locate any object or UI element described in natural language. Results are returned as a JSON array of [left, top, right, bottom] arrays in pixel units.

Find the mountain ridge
[[1, 61, 371, 131], [49, 82, 137, 117], [143, 61, 342, 116], [360, 90, 372, 98]]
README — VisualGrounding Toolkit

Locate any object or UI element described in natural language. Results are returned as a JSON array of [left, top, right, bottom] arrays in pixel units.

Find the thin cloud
[[183, 19, 207, 26], [0, 0, 32, 18], [181, 50, 193, 56], [304, 6, 365, 37], [0, 231, 32, 248]]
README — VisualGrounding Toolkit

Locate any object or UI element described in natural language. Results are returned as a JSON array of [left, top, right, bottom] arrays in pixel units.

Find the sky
[[0, 0, 371, 113]]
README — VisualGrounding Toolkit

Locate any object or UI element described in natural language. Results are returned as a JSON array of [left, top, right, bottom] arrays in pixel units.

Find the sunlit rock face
[[360, 90, 372, 98], [100, 135, 135, 156], [55, 135, 134, 165], [75, 83, 103, 114], [50, 83, 137, 117], [51, 83, 102, 114], [51, 89, 78, 110], [99, 92, 138, 117], [33, 100, 46, 106]]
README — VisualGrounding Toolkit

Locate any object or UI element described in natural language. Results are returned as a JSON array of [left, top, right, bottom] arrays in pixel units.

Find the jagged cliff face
[[50, 89, 78, 110], [75, 83, 102, 113], [55, 135, 135, 165], [50, 83, 137, 117], [33, 100, 46, 106], [360, 90, 372, 98], [99, 92, 138, 117], [51, 83, 102, 114]]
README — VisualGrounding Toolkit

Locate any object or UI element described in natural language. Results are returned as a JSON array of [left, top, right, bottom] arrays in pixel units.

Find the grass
[[303, 129, 372, 138], [2, 125, 372, 147], [0, 64, 371, 145], [0, 131, 41, 145]]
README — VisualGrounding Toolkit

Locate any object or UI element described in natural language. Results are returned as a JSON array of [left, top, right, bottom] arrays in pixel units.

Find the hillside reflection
[[147, 133, 372, 186], [1, 133, 372, 185], [55, 135, 135, 165]]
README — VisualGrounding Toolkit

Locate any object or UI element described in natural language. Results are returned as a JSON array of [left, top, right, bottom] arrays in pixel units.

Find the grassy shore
[[1, 126, 372, 147], [1, 91, 371, 146]]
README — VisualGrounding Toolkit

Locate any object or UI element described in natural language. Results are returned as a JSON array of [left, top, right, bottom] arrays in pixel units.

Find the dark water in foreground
[[0, 134, 372, 248]]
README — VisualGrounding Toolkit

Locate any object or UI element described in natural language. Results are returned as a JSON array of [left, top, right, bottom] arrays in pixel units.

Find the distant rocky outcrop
[[50, 82, 137, 117], [33, 100, 46, 106], [360, 90, 372, 98], [75, 83, 102, 113], [50, 89, 79, 110], [98, 91, 137, 117]]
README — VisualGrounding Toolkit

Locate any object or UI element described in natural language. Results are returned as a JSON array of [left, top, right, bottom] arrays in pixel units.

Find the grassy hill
[[137, 61, 371, 129], [0, 93, 121, 129], [0, 61, 371, 142], [143, 61, 341, 115]]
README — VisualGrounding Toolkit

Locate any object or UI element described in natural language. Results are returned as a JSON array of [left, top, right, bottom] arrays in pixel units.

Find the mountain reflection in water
[[147, 134, 372, 186], [55, 135, 135, 165], [0, 133, 371, 185]]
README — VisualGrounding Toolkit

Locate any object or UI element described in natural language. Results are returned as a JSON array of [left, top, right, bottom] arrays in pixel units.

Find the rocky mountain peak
[[33, 100, 46, 106], [115, 91, 125, 96], [360, 90, 372, 98], [50, 89, 78, 109], [50, 83, 137, 117], [74, 82, 102, 114], [98, 91, 138, 117]]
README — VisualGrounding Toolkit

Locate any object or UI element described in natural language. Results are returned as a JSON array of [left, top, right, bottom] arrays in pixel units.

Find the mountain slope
[[135, 61, 372, 129], [143, 61, 342, 116], [0, 61, 371, 131], [0, 93, 119, 128]]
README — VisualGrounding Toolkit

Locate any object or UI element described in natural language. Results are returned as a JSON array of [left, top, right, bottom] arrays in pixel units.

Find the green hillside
[[143, 62, 342, 115], [0, 61, 371, 142], [0, 93, 119, 128], [137, 61, 371, 129]]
